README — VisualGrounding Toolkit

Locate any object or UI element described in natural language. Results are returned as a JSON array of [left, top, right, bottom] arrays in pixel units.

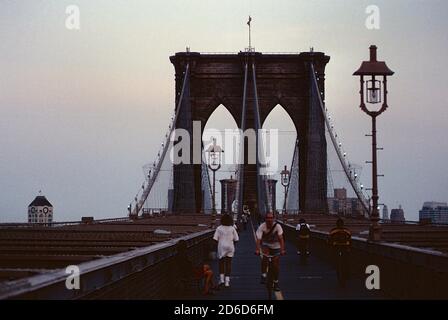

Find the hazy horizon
[[1, 0, 447, 222]]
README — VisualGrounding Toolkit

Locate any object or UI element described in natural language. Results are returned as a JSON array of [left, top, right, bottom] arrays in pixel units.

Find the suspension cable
[[310, 63, 369, 215], [131, 63, 191, 216]]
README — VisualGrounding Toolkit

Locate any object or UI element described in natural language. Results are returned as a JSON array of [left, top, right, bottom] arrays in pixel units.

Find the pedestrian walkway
[[200, 221, 384, 300]]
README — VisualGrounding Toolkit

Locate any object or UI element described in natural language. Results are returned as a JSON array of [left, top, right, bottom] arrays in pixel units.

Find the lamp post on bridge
[[280, 165, 290, 221], [353, 45, 394, 241], [206, 137, 223, 228]]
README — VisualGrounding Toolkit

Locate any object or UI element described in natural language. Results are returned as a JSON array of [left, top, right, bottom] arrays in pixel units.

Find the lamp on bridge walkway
[[354, 45, 394, 241], [206, 137, 223, 228], [280, 165, 290, 220]]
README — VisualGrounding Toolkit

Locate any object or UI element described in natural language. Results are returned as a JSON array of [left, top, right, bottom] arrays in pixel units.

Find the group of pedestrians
[[180, 211, 352, 296], [212, 211, 287, 293]]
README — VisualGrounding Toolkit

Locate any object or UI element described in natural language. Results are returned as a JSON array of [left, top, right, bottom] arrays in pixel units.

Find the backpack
[[329, 228, 351, 246], [261, 222, 278, 242], [298, 223, 310, 238]]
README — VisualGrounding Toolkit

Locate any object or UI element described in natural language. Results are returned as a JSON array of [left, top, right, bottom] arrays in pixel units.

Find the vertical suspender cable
[[251, 62, 269, 215], [237, 61, 249, 216]]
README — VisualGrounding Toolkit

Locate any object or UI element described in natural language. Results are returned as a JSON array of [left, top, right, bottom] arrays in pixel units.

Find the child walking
[[213, 214, 239, 287]]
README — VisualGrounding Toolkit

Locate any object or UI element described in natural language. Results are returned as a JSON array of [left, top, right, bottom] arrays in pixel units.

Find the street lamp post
[[206, 137, 223, 228], [280, 165, 290, 219], [353, 45, 394, 241]]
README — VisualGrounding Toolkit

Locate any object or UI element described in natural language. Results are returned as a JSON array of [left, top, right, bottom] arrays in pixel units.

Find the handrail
[[0, 228, 214, 299], [280, 221, 448, 264]]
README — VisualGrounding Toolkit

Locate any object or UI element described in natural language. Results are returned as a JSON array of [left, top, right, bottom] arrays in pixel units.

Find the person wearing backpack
[[255, 212, 286, 292], [328, 218, 352, 287], [296, 218, 311, 259]]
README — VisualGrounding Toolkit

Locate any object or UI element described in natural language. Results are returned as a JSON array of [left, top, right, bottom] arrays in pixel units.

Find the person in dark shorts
[[255, 212, 286, 291], [296, 218, 311, 256], [328, 218, 352, 287]]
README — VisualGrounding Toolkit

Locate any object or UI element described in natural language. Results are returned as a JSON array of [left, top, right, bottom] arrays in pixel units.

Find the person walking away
[[296, 218, 311, 256], [328, 218, 352, 287], [213, 214, 239, 287], [242, 213, 248, 231]]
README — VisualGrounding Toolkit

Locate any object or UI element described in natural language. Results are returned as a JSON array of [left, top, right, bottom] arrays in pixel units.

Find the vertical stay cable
[[251, 62, 270, 215], [201, 141, 213, 214], [286, 139, 300, 213], [327, 157, 335, 198], [236, 61, 249, 216]]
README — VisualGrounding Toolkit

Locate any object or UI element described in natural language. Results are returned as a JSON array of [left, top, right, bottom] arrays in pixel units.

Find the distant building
[[419, 202, 448, 224], [28, 194, 53, 224], [328, 188, 364, 217], [390, 205, 405, 223], [382, 204, 389, 220]]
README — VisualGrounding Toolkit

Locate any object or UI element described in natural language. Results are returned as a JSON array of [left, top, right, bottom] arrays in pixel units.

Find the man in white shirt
[[255, 212, 286, 291]]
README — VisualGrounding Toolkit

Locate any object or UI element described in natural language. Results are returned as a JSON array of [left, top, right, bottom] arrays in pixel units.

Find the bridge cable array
[[130, 60, 370, 218]]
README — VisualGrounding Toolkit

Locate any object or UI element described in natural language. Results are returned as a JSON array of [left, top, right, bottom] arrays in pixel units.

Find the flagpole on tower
[[247, 16, 252, 51]]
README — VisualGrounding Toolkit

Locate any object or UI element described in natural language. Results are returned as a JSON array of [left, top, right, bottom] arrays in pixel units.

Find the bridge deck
[[194, 222, 384, 300]]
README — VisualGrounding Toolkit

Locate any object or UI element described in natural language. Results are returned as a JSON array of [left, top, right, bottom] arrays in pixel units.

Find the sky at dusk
[[1, 0, 447, 222]]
